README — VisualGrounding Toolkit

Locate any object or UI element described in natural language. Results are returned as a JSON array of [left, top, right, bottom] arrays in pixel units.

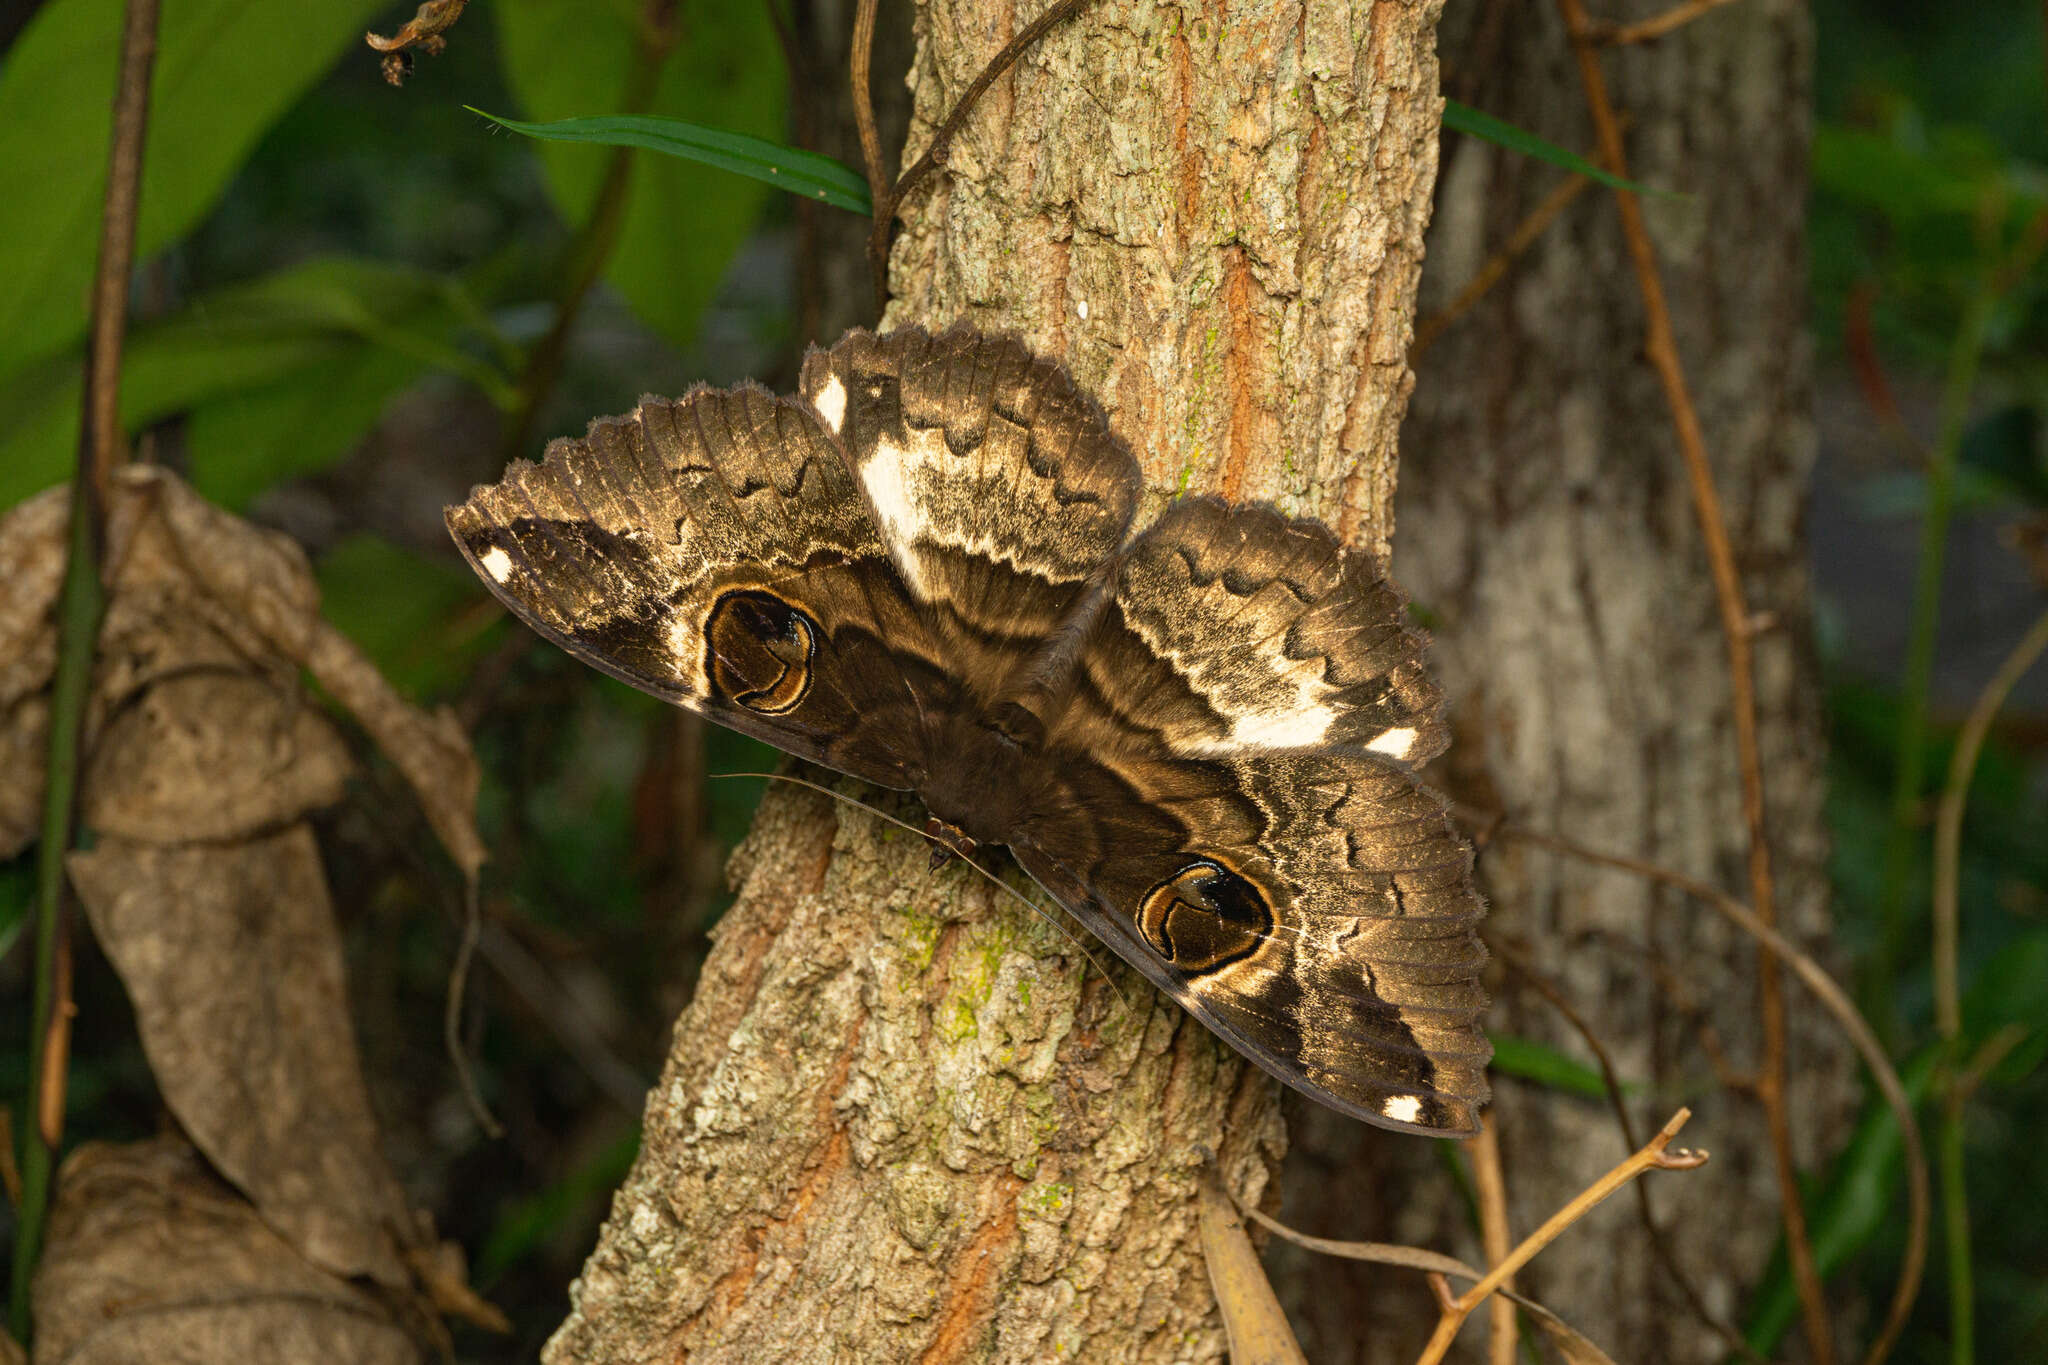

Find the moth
[[447, 327, 1490, 1134]]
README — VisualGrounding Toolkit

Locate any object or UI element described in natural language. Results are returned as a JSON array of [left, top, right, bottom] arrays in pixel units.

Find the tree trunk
[[546, 1, 1448, 1359], [1274, 1, 1853, 1361]]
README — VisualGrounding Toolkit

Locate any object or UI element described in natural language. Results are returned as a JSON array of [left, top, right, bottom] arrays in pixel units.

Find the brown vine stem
[[1930, 604, 2048, 1364], [1932, 606, 2048, 1055], [9, 0, 159, 1341], [498, 2, 677, 468], [1468, 1120, 1517, 1365], [1414, 1110, 1707, 1365], [1231, 1174, 1656, 1364], [857, 0, 1096, 315], [849, 0, 888, 209], [1551, 1, 1827, 1359], [1591, 0, 1741, 46], [1480, 814, 1929, 1365]]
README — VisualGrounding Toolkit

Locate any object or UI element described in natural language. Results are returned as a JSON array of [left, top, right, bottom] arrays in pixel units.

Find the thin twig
[[445, 876, 504, 1137], [849, 0, 888, 208], [862, 0, 1096, 315], [500, 5, 676, 466], [1484, 815, 1929, 1365], [1930, 605, 2048, 1365], [1493, 939, 1761, 1360], [9, 0, 158, 1341], [1590, 0, 1741, 46], [1411, 171, 1591, 360], [764, 0, 824, 345], [1550, 3, 1825, 1358], [1932, 606, 2048, 1049], [1415, 1110, 1706, 1365], [1469, 1120, 1518, 1365], [1231, 1188, 1630, 1361]]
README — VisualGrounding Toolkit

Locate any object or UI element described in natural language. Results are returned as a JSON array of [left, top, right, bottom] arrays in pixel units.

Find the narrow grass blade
[[1443, 100, 1667, 196], [470, 109, 873, 215]]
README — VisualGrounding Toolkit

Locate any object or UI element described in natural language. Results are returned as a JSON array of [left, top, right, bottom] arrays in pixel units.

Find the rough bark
[[1274, 1, 1853, 1361], [547, 1, 1448, 1360]]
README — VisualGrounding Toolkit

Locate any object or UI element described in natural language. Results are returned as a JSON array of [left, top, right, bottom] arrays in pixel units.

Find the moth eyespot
[[1136, 856, 1275, 975], [704, 589, 819, 715]]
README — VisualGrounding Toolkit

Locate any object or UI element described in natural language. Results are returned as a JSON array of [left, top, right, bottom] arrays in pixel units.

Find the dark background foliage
[[1, 0, 2043, 1358]]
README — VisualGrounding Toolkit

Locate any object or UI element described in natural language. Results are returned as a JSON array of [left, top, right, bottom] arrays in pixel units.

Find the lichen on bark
[[548, 3, 1447, 1360]]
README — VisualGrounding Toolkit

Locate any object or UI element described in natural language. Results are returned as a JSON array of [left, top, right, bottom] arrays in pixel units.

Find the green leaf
[[0, 0, 391, 378], [314, 536, 500, 697], [471, 111, 871, 216], [1442, 100, 1666, 196], [494, 0, 787, 351], [1488, 1033, 1627, 1100], [0, 258, 510, 511]]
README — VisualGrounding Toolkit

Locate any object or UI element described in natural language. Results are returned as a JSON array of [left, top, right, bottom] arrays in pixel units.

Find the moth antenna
[[716, 771, 1131, 1011]]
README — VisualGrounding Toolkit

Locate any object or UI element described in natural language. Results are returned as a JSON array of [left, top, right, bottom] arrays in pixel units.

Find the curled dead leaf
[[34, 1137, 423, 1365], [84, 673, 352, 841], [67, 829, 420, 1287], [5, 467, 495, 1331]]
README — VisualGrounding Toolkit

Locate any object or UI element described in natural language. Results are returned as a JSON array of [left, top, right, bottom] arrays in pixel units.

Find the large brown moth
[[447, 326, 1490, 1134]]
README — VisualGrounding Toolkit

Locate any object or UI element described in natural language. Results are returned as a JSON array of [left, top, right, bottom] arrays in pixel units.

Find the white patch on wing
[[813, 373, 847, 435], [1366, 726, 1419, 760], [1223, 703, 1338, 750], [858, 432, 941, 597], [1381, 1094, 1424, 1125], [479, 545, 514, 583]]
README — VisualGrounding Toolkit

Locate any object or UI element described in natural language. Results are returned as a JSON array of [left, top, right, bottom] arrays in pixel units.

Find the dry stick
[[1933, 607, 2048, 1051], [8, 0, 159, 1341], [1414, 1110, 1707, 1365], [1550, 2, 1830, 1359], [1591, 0, 1741, 47], [858, 0, 1097, 315], [500, 4, 676, 467], [1236, 1202, 1613, 1360], [1492, 938, 1761, 1361], [1492, 818, 1930, 1365], [1929, 605, 2048, 1365], [849, 0, 888, 208], [1410, 171, 1591, 360], [1468, 1120, 1518, 1365]]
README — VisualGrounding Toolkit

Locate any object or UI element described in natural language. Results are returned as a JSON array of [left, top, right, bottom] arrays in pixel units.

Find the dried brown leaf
[[33, 1136, 421, 1365], [1523, 1301, 1623, 1365], [84, 674, 351, 840], [5, 468, 495, 1332], [0, 694, 49, 860], [303, 620, 484, 879], [1197, 1170, 1309, 1365], [0, 486, 65, 710], [105, 467, 322, 664], [67, 829, 419, 1287]]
